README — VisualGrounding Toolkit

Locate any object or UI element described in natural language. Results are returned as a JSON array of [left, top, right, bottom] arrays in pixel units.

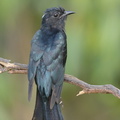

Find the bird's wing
[[28, 30, 44, 100], [42, 31, 67, 109], [28, 30, 67, 108]]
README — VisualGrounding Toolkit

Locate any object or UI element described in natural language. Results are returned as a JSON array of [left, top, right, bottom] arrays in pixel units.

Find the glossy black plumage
[[28, 7, 74, 120]]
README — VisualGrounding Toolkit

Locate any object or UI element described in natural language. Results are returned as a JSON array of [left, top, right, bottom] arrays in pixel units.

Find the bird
[[28, 7, 74, 120]]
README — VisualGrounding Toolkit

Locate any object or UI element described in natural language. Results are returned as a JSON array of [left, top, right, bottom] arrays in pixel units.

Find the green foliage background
[[0, 0, 120, 120]]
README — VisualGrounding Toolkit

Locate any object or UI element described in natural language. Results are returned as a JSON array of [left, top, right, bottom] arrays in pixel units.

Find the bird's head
[[41, 7, 75, 30]]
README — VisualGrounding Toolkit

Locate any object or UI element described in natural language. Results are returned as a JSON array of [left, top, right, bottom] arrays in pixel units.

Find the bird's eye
[[54, 13, 58, 17]]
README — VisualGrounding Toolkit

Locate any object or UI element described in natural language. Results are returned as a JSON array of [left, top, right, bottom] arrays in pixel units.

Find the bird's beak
[[64, 11, 75, 16], [60, 11, 75, 18]]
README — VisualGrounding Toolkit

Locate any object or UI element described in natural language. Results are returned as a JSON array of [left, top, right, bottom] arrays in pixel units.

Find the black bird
[[28, 7, 74, 120]]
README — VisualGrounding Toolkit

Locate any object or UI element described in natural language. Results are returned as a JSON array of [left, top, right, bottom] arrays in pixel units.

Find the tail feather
[[32, 89, 64, 120]]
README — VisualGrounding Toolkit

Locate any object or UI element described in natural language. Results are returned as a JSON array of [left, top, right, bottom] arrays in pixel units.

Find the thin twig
[[0, 57, 120, 99]]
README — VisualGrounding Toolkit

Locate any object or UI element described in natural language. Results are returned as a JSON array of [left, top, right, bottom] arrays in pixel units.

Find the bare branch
[[0, 57, 27, 74], [0, 57, 120, 99], [64, 74, 120, 98]]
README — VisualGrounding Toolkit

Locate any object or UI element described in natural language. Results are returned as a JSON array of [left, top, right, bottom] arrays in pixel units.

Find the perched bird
[[28, 7, 74, 120]]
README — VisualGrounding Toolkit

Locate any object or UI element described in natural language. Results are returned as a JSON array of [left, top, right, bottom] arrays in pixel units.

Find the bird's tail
[[32, 89, 64, 120]]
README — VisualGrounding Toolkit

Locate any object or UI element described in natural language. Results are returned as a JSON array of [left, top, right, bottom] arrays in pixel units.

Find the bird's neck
[[41, 25, 64, 35]]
